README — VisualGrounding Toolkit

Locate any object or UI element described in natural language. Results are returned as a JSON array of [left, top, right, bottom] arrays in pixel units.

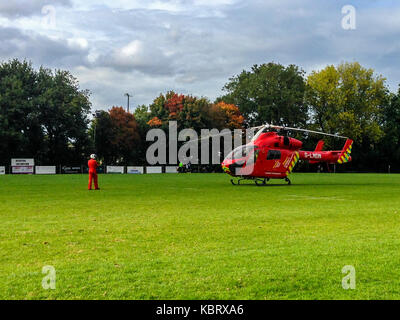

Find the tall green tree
[[36, 67, 91, 164], [220, 63, 307, 127], [306, 62, 387, 142], [0, 59, 91, 165], [379, 87, 400, 171], [92, 110, 114, 163], [133, 105, 152, 165], [306, 62, 389, 171], [0, 59, 42, 163]]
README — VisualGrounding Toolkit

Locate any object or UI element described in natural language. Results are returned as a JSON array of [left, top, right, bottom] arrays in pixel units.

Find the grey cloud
[[0, 26, 89, 68]]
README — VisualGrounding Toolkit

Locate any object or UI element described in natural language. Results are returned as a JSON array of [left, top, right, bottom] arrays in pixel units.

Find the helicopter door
[[264, 149, 283, 173]]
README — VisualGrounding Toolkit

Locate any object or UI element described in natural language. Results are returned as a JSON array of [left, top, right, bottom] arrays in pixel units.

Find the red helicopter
[[221, 125, 353, 185]]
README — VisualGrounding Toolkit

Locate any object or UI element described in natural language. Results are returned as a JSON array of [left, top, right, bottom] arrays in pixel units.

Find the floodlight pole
[[125, 93, 132, 113]]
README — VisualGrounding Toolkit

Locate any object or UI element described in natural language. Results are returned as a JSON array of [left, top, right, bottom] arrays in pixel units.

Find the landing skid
[[230, 177, 270, 186], [230, 177, 291, 185]]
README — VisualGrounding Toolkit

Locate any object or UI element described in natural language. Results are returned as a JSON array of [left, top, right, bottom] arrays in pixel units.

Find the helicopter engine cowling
[[256, 132, 303, 150], [284, 137, 303, 150], [264, 134, 303, 150]]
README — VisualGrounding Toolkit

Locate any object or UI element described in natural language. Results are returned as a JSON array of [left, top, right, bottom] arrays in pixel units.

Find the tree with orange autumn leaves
[[109, 106, 140, 151], [213, 101, 244, 129], [146, 91, 244, 130], [93, 106, 140, 164], [147, 116, 162, 127]]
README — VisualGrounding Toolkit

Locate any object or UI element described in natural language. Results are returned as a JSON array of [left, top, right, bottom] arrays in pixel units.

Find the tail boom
[[299, 139, 353, 164]]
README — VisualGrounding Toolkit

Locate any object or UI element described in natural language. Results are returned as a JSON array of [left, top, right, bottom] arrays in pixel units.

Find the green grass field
[[1, 173, 400, 300]]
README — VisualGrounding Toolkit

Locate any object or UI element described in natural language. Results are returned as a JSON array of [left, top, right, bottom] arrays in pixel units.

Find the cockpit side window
[[267, 150, 281, 160]]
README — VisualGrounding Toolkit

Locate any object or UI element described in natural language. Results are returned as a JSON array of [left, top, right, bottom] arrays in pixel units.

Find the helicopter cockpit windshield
[[226, 144, 256, 160]]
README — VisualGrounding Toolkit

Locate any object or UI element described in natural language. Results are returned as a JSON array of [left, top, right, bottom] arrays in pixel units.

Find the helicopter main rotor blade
[[269, 125, 349, 139], [185, 126, 265, 144], [177, 123, 348, 144], [184, 130, 241, 144]]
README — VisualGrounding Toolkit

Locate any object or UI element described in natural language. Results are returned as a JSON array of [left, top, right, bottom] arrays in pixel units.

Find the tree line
[[0, 59, 399, 172]]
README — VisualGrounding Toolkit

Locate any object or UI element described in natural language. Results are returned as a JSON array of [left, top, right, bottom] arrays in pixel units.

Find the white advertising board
[[165, 166, 178, 173], [35, 166, 56, 175], [0, 166, 5, 175], [62, 166, 82, 174], [146, 166, 162, 174], [127, 166, 144, 174], [12, 166, 34, 174], [107, 166, 124, 174], [11, 159, 34, 166], [11, 159, 35, 174]]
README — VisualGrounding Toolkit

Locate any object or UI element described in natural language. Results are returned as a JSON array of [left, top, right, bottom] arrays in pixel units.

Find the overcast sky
[[0, 0, 399, 112]]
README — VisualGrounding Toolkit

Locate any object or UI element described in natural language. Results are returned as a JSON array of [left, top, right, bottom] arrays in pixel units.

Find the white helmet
[[90, 154, 96, 159]]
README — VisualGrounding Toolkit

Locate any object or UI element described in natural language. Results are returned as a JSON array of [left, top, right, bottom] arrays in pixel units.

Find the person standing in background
[[88, 154, 100, 190], [178, 161, 184, 173]]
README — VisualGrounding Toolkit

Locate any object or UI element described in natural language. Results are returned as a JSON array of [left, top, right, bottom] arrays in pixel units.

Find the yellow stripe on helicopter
[[286, 152, 300, 176]]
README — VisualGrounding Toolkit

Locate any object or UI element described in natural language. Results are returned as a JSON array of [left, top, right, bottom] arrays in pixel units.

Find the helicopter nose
[[221, 159, 231, 173]]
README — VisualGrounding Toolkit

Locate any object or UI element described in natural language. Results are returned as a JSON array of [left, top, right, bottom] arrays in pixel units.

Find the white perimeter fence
[[0, 165, 181, 175]]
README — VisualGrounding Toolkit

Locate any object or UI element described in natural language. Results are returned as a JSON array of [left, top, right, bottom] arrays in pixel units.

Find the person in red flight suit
[[88, 154, 100, 190]]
